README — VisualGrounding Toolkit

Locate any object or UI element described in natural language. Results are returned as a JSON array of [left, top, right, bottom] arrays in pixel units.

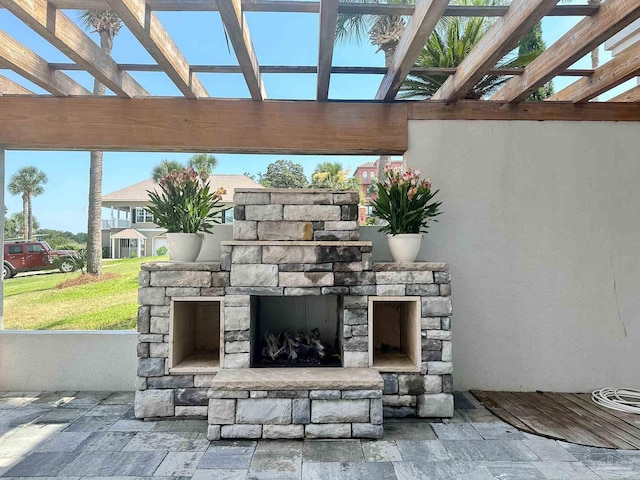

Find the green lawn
[[3, 256, 167, 330]]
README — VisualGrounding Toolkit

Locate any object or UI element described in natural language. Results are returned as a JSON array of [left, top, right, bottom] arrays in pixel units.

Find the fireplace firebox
[[250, 295, 342, 367]]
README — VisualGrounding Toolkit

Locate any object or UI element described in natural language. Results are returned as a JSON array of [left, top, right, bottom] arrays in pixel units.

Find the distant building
[[353, 157, 403, 224], [101, 175, 263, 258]]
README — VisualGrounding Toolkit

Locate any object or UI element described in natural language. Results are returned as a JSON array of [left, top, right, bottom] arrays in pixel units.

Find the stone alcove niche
[[169, 297, 223, 373], [369, 296, 421, 372], [250, 295, 343, 367]]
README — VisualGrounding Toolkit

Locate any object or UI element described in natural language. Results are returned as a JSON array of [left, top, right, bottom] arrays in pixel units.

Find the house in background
[[101, 175, 263, 258], [353, 157, 402, 224]]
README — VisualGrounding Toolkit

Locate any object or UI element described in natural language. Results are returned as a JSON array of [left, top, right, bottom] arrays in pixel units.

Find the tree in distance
[[311, 162, 360, 190], [5, 213, 40, 240], [152, 154, 218, 182], [258, 160, 309, 189], [8, 166, 47, 241]]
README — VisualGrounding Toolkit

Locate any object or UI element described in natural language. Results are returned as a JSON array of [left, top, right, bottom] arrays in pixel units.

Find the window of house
[[135, 208, 155, 223], [363, 171, 368, 180]]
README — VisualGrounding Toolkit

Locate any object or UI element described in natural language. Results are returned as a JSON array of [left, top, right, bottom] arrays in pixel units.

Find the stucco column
[[111, 237, 116, 259], [0, 148, 5, 329], [136, 239, 142, 258]]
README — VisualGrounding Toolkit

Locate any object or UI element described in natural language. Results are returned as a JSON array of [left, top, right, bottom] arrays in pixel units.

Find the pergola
[[0, 0, 639, 156]]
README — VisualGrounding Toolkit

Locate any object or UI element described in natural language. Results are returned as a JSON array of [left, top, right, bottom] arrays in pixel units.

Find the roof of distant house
[[356, 161, 377, 168], [110, 228, 147, 240], [103, 175, 263, 204]]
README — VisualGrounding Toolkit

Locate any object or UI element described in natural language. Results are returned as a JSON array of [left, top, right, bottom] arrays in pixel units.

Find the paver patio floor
[[1, 391, 639, 479]]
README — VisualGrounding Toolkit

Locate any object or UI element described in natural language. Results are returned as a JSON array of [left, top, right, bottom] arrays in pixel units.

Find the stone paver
[[0, 390, 638, 479]]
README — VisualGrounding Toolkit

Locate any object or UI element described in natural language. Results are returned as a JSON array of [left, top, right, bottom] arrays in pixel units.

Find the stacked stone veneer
[[232, 189, 360, 241], [135, 188, 454, 432], [207, 368, 384, 440]]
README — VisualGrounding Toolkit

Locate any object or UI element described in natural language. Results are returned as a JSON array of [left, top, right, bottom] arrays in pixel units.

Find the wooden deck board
[[575, 393, 640, 428], [472, 391, 640, 450], [553, 393, 640, 448]]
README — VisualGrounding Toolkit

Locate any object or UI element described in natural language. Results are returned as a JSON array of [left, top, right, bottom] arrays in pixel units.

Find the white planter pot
[[166, 233, 203, 262], [387, 233, 423, 263]]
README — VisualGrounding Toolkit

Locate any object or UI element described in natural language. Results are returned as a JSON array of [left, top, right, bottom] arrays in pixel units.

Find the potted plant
[[147, 167, 226, 262], [370, 164, 442, 262]]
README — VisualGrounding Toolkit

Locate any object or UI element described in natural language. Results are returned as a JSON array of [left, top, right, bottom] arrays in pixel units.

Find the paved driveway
[[0, 391, 638, 479]]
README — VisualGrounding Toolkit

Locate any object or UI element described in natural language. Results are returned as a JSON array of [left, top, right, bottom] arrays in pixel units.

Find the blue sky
[[1, 6, 636, 232]]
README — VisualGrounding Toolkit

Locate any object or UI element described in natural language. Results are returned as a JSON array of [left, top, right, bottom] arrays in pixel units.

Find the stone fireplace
[[135, 188, 453, 440]]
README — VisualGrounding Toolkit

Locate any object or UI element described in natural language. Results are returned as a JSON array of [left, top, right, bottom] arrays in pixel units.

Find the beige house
[[101, 175, 263, 258]]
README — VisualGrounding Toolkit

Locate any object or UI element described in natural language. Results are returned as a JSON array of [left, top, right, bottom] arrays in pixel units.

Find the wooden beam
[[0, 31, 90, 96], [432, 0, 559, 102], [43, 0, 600, 17], [610, 84, 640, 102], [48, 62, 596, 77], [216, 0, 265, 100], [0, 0, 147, 98], [408, 100, 640, 121], [107, 0, 208, 98], [317, 0, 339, 101], [549, 42, 640, 103], [492, 0, 640, 103], [0, 74, 34, 95], [340, 4, 599, 17], [0, 97, 408, 153], [375, 0, 450, 101]]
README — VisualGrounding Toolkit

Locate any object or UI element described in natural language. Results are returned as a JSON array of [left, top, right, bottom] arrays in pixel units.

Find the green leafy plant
[[156, 246, 168, 256], [370, 164, 442, 235], [147, 167, 226, 234]]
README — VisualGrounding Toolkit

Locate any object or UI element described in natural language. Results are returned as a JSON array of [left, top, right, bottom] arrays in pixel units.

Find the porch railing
[[101, 219, 132, 229]]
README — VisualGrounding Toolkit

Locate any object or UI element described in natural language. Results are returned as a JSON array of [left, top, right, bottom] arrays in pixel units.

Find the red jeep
[[3, 241, 79, 279]]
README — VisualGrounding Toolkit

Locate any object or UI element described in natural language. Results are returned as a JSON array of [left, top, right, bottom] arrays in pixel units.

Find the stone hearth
[[135, 188, 453, 439]]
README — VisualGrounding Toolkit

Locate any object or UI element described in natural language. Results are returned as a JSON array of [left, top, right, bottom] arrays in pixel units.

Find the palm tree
[[188, 153, 218, 180], [400, 15, 541, 99], [152, 159, 185, 182], [8, 167, 47, 241], [337, 0, 508, 177], [79, 10, 122, 276], [518, 22, 554, 101], [311, 162, 360, 190]]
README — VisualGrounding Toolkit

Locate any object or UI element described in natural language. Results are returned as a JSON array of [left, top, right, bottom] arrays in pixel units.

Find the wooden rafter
[[0, 0, 147, 98], [107, 0, 208, 98], [0, 97, 408, 153], [0, 30, 90, 96], [316, 0, 339, 101], [40, 1, 600, 17], [375, 0, 449, 101], [216, 0, 265, 100], [0, 74, 34, 94], [492, 0, 640, 103], [611, 84, 640, 102], [432, 0, 559, 102], [549, 42, 640, 103]]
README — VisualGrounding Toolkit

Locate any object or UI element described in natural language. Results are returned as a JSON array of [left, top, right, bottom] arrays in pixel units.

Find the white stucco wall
[[406, 120, 640, 392], [0, 331, 137, 391]]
